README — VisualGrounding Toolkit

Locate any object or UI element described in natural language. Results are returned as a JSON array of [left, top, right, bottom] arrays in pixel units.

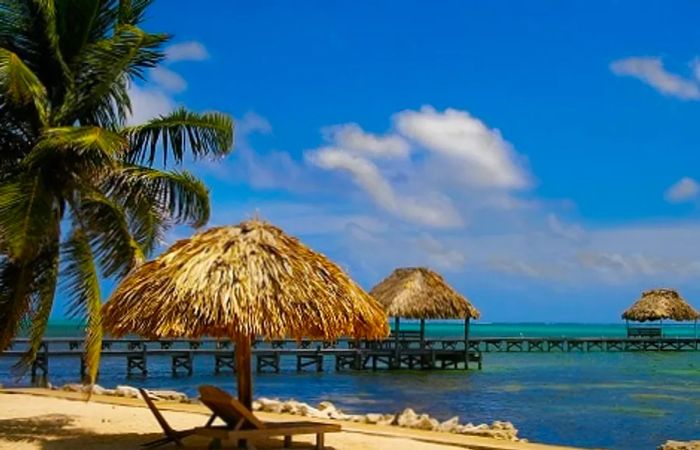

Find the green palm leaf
[[18, 236, 60, 370], [0, 48, 48, 124], [60, 24, 167, 125], [124, 108, 234, 166], [107, 165, 211, 229], [26, 126, 127, 171], [0, 258, 34, 351], [62, 226, 103, 385], [0, 176, 55, 260], [75, 188, 145, 278]]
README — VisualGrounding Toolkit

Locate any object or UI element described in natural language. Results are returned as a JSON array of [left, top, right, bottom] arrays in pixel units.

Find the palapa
[[101, 219, 388, 407], [371, 267, 480, 320], [622, 288, 699, 322], [370, 267, 479, 354]]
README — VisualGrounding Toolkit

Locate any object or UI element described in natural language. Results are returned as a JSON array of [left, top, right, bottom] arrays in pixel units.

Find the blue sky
[[89, 1, 700, 322]]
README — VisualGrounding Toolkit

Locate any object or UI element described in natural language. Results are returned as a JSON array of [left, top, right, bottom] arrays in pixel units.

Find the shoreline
[[0, 388, 589, 450]]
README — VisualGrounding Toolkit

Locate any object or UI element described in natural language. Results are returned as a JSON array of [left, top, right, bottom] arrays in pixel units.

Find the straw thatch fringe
[[102, 220, 389, 340], [622, 288, 700, 322], [370, 267, 480, 319]]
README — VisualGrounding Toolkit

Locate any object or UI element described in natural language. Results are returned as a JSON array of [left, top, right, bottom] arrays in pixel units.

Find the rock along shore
[[57, 383, 521, 441]]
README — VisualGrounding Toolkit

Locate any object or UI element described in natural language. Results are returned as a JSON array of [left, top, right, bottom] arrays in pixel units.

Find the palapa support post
[[419, 319, 426, 349], [235, 334, 253, 410], [393, 316, 400, 369], [464, 317, 471, 369]]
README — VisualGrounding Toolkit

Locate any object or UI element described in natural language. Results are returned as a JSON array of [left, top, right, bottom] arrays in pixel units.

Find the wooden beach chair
[[195, 385, 341, 450], [139, 388, 198, 448]]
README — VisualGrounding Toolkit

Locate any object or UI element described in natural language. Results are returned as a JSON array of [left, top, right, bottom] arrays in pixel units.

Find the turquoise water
[[3, 322, 700, 449]]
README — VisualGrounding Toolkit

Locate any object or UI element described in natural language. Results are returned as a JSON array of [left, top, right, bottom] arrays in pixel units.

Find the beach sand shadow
[[0, 414, 338, 449]]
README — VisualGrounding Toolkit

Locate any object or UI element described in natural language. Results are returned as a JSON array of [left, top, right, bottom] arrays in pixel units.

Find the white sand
[[0, 390, 586, 450], [0, 393, 464, 449]]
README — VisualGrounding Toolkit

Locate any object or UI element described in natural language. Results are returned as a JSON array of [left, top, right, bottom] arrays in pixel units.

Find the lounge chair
[[139, 388, 199, 448], [195, 385, 341, 450]]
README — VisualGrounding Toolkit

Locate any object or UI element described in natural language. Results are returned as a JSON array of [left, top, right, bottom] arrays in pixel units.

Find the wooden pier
[[1, 336, 483, 383], [3, 335, 700, 383]]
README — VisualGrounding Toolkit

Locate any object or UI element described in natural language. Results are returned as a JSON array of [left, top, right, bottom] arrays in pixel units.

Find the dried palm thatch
[[102, 220, 389, 340], [370, 267, 480, 319], [101, 219, 388, 408], [622, 288, 700, 322]]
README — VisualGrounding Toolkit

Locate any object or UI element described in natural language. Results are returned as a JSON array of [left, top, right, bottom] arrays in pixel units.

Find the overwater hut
[[621, 288, 699, 338], [370, 267, 480, 350], [100, 219, 389, 408]]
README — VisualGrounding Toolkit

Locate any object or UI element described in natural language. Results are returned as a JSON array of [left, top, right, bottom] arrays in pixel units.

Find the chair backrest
[[139, 388, 174, 435], [198, 385, 265, 430]]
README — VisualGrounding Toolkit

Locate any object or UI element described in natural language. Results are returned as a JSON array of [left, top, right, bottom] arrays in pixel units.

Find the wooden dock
[[1, 337, 483, 382], [3, 335, 699, 383]]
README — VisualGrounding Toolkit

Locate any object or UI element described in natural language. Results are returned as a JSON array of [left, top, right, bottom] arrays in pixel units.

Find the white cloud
[[150, 67, 187, 93], [306, 106, 532, 228], [610, 57, 700, 100], [308, 147, 463, 228], [322, 123, 409, 158], [395, 106, 530, 189], [665, 177, 700, 203], [127, 84, 174, 124], [165, 41, 209, 62]]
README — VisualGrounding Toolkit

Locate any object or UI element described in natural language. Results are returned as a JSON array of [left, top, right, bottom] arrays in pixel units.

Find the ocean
[[2, 321, 700, 449]]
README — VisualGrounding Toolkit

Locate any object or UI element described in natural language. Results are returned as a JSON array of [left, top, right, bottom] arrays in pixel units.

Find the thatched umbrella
[[622, 288, 699, 336], [370, 267, 480, 351], [101, 220, 389, 408]]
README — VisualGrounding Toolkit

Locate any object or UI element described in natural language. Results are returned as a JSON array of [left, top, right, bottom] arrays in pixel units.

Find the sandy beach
[[0, 389, 587, 450]]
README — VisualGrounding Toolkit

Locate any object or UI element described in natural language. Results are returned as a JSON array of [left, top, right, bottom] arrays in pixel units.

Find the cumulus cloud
[[306, 106, 532, 228], [165, 41, 209, 62], [610, 57, 700, 100], [322, 123, 410, 158], [308, 147, 463, 227], [665, 177, 700, 203], [395, 106, 530, 189]]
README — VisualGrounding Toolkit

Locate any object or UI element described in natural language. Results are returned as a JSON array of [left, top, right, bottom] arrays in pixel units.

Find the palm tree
[[0, 0, 234, 383]]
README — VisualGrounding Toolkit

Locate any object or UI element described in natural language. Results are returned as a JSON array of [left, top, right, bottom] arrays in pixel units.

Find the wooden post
[[419, 319, 426, 350], [235, 334, 253, 409], [393, 316, 400, 368], [464, 317, 470, 368]]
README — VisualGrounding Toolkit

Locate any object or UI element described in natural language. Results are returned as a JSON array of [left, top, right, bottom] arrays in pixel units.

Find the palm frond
[[75, 187, 145, 278], [106, 165, 210, 229], [25, 126, 127, 170], [0, 258, 33, 351], [18, 235, 60, 370], [62, 226, 103, 384], [117, 0, 153, 26], [0, 48, 48, 124], [0, 176, 54, 260], [124, 108, 234, 166], [59, 24, 167, 125]]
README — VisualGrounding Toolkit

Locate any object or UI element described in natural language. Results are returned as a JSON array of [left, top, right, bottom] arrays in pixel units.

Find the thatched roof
[[622, 288, 700, 322], [370, 267, 480, 320], [102, 220, 389, 340]]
